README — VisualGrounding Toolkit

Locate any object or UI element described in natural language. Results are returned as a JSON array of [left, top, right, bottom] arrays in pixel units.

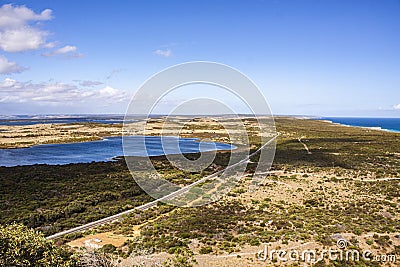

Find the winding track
[[46, 134, 279, 240]]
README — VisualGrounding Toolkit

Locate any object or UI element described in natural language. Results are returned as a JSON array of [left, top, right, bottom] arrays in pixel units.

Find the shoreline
[[0, 135, 238, 168], [312, 118, 400, 133], [0, 116, 253, 149]]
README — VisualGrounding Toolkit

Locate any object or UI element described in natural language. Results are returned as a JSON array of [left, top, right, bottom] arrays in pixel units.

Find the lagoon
[[0, 136, 235, 167]]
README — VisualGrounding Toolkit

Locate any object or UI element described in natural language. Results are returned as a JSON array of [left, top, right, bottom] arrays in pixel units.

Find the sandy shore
[[0, 123, 124, 149]]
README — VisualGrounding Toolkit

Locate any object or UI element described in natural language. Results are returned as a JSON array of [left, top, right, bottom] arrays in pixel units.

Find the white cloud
[[0, 55, 27, 74], [43, 41, 57, 49], [0, 27, 49, 52], [76, 80, 103, 87], [99, 86, 124, 98], [0, 78, 130, 104], [42, 45, 83, 58], [393, 104, 400, 110], [0, 4, 52, 28], [0, 4, 82, 57], [0, 4, 53, 52], [154, 49, 172, 57], [0, 78, 20, 89], [55, 45, 77, 54]]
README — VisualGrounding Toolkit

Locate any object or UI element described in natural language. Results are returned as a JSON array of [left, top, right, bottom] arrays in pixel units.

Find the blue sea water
[[319, 117, 400, 133], [0, 115, 136, 126], [0, 136, 236, 167]]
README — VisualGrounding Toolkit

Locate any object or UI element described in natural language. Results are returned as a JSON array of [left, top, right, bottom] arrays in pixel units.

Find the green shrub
[[0, 223, 77, 267], [199, 246, 213, 254], [101, 244, 117, 254]]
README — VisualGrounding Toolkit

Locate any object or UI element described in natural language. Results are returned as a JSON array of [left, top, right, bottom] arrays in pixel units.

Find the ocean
[[0, 115, 130, 126], [318, 117, 400, 133]]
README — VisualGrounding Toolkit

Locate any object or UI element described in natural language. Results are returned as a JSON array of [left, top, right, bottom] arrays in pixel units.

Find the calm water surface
[[0, 136, 236, 167]]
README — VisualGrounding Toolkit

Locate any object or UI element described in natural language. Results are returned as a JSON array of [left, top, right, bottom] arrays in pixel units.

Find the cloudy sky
[[0, 0, 399, 116]]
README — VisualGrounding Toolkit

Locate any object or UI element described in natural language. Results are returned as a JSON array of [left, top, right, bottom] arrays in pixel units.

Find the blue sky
[[0, 0, 399, 116]]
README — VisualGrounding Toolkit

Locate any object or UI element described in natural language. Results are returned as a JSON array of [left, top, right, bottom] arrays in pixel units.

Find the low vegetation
[[1, 117, 399, 266]]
